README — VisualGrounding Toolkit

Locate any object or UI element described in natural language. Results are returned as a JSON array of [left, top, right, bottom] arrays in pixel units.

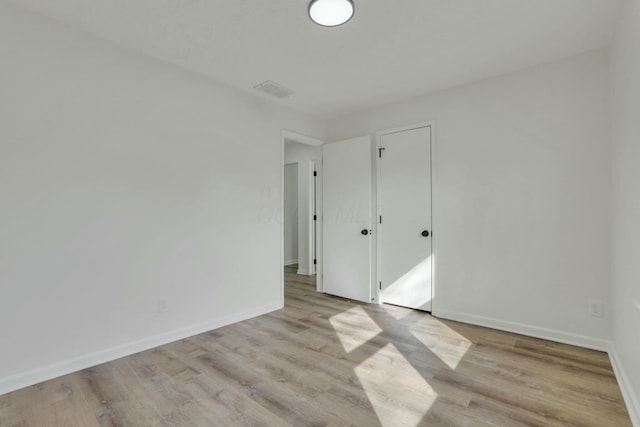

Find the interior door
[[378, 126, 432, 311], [323, 136, 373, 303]]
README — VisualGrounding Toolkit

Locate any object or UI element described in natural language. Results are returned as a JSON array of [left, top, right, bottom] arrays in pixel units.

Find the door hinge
[[379, 215, 382, 224], [378, 147, 385, 158], [314, 215, 317, 221], [314, 259, 317, 265], [313, 171, 317, 177], [379, 281, 382, 290]]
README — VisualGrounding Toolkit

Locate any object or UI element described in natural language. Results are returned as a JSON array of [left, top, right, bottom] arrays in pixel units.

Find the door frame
[[281, 130, 324, 302], [374, 121, 436, 308]]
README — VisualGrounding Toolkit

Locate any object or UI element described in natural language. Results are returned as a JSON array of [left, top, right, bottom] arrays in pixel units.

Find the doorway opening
[[281, 130, 324, 297]]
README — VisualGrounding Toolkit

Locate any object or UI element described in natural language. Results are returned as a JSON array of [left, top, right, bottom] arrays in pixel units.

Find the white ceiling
[[12, 0, 623, 119]]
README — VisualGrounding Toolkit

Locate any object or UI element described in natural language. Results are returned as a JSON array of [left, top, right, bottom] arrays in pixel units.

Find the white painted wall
[[0, 3, 324, 394], [284, 141, 322, 275], [283, 164, 299, 265], [326, 50, 612, 348], [611, 0, 640, 423]]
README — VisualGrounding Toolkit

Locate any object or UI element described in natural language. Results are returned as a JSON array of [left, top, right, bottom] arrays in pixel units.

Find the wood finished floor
[[0, 266, 632, 426]]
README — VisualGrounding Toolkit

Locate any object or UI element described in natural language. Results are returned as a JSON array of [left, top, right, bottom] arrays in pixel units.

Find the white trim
[[433, 308, 610, 351], [284, 259, 299, 266], [282, 129, 324, 147], [297, 269, 311, 275], [280, 133, 286, 307], [609, 344, 640, 427], [370, 136, 377, 303], [314, 162, 323, 292], [308, 159, 316, 276], [430, 123, 439, 315], [0, 301, 282, 396], [374, 121, 435, 307], [376, 121, 435, 137]]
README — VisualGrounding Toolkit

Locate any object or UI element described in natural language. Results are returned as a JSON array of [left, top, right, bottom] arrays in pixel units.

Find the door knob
[[361, 229, 369, 236], [421, 230, 430, 237]]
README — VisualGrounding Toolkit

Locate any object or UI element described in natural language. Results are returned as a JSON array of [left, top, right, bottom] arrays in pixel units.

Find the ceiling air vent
[[253, 80, 295, 99]]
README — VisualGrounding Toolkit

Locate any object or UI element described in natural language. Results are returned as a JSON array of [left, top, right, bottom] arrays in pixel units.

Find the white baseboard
[[297, 268, 311, 275], [0, 300, 283, 396], [433, 309, 610, 351], [284, 259, 298, 266], [608, 344, 640, 427]]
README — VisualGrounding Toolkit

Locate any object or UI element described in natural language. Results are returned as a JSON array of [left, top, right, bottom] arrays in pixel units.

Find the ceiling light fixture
[[308, 0, 354, 27]]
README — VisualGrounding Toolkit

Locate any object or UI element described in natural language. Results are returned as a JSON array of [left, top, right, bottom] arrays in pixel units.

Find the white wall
[[611, 0, 640, 423], [0, 3, 324, 394], [284, 141, 322, 275], [326, 50, 612, 349], [283, 164, 299, 265]]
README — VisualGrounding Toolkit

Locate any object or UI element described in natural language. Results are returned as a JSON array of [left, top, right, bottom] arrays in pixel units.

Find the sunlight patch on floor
[[410, 321, 472, 370], [329, 306, 383, 353], [354, 343, 437, 427], [380, 257, 432, 311]]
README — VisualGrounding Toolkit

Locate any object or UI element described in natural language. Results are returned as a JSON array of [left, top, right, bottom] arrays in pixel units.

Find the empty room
[[1, 0, 639, 426]]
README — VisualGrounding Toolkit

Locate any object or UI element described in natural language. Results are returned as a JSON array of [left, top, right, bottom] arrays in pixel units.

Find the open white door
[[378, 125, 432, 311], [323, 136, 373, 303]]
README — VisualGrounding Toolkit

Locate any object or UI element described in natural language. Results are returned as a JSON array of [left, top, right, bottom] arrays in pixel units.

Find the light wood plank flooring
[[0, 266, 632, 426]]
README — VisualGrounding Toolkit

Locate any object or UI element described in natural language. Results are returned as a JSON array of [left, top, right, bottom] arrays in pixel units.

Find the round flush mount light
[[309, 0, 354, 27]]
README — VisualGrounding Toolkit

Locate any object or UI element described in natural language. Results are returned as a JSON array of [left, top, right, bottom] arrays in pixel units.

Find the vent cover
[[253, 80, 295, 99]]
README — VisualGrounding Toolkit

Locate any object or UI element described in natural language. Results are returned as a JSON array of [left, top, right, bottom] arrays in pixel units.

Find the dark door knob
[[361, 229, 369, 236], [421, 230, 430, 237]]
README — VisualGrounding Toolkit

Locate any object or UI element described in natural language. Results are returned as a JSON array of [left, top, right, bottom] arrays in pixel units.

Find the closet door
[[323, 136, 373, 303], [378, 126, 432, 311]]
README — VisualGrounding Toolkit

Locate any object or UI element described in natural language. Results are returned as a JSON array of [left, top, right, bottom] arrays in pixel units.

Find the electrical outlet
[[588, 299, 603, 318], [157, 298, 168, 314]]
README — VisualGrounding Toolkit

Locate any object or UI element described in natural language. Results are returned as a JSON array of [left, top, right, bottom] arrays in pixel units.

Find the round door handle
[[421, 230, 430, 237], [361, 229, 369, 236]]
